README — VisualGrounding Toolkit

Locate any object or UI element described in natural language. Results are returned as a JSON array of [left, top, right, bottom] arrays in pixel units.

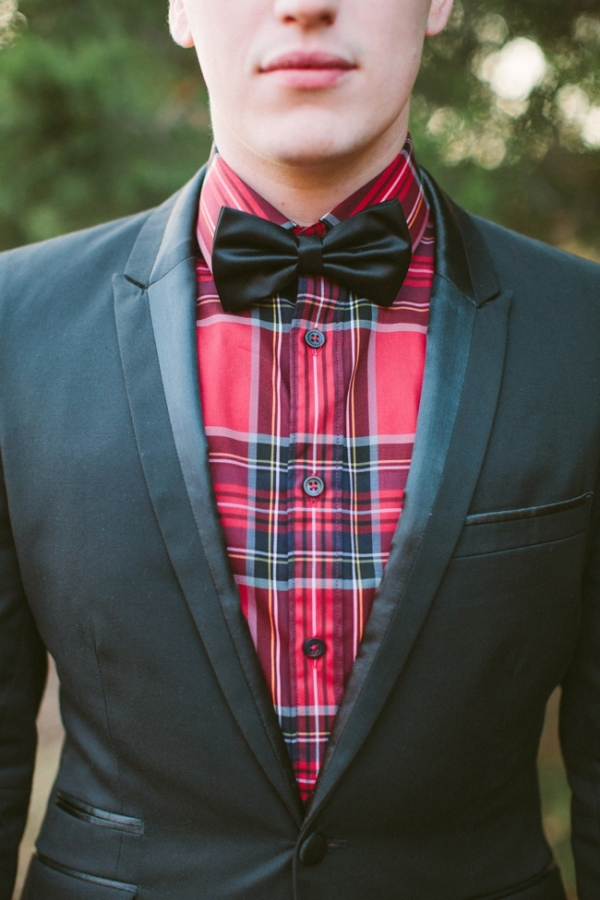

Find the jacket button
[[299, 832, 328, 866]]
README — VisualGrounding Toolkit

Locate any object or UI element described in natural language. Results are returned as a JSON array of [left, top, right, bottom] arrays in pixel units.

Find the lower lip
[[262, 67, 352, 89]]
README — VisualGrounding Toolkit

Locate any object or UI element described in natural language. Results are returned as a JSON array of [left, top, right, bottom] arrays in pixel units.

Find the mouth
[[259, 51, 356, 89]]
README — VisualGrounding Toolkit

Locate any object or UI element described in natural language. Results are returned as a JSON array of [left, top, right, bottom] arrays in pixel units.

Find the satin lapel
[[307, 175, 513, 819], [113, 173, 302, 823]]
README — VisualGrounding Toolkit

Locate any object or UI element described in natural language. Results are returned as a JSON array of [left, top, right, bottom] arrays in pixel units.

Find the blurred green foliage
[[538, 690, 575, 898], [415, 0, 600, 257], [0, 0, 598, 253], [0, 0, 211, 248]]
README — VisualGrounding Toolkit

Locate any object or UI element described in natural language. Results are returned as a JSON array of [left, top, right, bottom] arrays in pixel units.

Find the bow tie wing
[[211, 200, 413, 312], [212, 208, 299, 312], [322, 201, 412, 307]]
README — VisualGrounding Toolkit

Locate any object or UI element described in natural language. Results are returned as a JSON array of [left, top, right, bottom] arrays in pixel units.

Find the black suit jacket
[[1, 169, 599, 900]]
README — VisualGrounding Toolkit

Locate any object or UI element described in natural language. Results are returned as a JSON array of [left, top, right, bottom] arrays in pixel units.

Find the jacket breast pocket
[[21, 853, 137, 900], [55, 791, 144, 836], [453, 492, 593, 559]]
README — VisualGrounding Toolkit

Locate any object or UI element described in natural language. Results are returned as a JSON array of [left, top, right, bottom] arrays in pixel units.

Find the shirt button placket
[[296, 315, 329, 798]]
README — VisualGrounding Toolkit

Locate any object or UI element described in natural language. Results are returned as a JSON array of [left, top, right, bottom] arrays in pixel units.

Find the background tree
[[415, 0, 600, 258], [0, 0, 211, 248]]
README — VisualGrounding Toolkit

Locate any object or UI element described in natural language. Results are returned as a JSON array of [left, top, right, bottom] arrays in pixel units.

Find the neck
[[213, 126, 410, 227]]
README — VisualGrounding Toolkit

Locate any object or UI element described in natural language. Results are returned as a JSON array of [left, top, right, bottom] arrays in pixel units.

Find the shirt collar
[[197, 134, 430, 272]]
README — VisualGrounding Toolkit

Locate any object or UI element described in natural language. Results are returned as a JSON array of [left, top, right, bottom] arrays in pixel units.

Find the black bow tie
[[211, 199, 412, 312]]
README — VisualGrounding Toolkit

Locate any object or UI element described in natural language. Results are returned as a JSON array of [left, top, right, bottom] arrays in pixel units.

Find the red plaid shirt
[[196, 137, 434, 802]]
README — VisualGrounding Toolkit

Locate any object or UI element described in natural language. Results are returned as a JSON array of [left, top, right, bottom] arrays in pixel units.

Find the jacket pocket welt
[[465, 492, 593, 526], [21, 853, 137, 899], [454, 492, 593, 559], [473, 862, 565, 899], [55, 790, 144, 836]]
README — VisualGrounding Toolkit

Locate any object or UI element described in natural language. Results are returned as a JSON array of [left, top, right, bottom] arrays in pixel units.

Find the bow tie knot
[[297, 233, 324, 277], [211, 199, 413, 312]]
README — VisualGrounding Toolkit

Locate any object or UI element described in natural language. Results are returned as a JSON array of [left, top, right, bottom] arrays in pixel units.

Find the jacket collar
[[123, 164, 502, 308]]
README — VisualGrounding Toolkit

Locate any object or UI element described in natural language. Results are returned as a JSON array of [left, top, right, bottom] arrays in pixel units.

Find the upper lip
[[260, 51, 355, 72]]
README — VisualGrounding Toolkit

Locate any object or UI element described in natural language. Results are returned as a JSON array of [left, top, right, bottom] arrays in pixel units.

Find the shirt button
[[299, 832, 328, 866], [303, 475, 325, 498], [303, 637, 326, 659], [305, 329, 326, 349]]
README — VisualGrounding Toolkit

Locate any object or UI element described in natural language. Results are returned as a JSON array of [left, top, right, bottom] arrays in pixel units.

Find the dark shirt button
[[303, 475, 325, 498], [299, 832, 328, 866], [305, 329, 326, 349], [303, 637, 326, 659]]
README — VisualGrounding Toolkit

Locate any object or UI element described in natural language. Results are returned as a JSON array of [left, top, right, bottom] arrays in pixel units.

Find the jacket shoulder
[[0, 208, 154, 293], [466, 211, 600, 295]]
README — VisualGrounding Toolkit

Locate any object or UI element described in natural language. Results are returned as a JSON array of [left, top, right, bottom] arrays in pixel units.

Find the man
[[1, 0, 600, 897]]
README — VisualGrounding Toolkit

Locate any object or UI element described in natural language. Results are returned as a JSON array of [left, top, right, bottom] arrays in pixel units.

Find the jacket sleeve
[[560, 483, 600, 899], [0, 448, 47, 900]]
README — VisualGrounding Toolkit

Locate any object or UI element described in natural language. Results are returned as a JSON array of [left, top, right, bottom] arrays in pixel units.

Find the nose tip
[[275, 0, 338, 27]]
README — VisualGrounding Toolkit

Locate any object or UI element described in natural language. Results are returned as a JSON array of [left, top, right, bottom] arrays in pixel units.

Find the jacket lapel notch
[[421, 169, 502, 309]]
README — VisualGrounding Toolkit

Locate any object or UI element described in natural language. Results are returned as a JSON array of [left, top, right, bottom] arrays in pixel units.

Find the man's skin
[[168, 0, 454, 225]]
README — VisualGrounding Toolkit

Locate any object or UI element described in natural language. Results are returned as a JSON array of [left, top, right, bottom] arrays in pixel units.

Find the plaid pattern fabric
[[196, 137, 434, 802]]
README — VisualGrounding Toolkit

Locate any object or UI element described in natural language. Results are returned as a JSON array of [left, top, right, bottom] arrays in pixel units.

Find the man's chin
[[250, 108, 408, 177], [272, 147, 353, 171], [256, 132, 370, 174]]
